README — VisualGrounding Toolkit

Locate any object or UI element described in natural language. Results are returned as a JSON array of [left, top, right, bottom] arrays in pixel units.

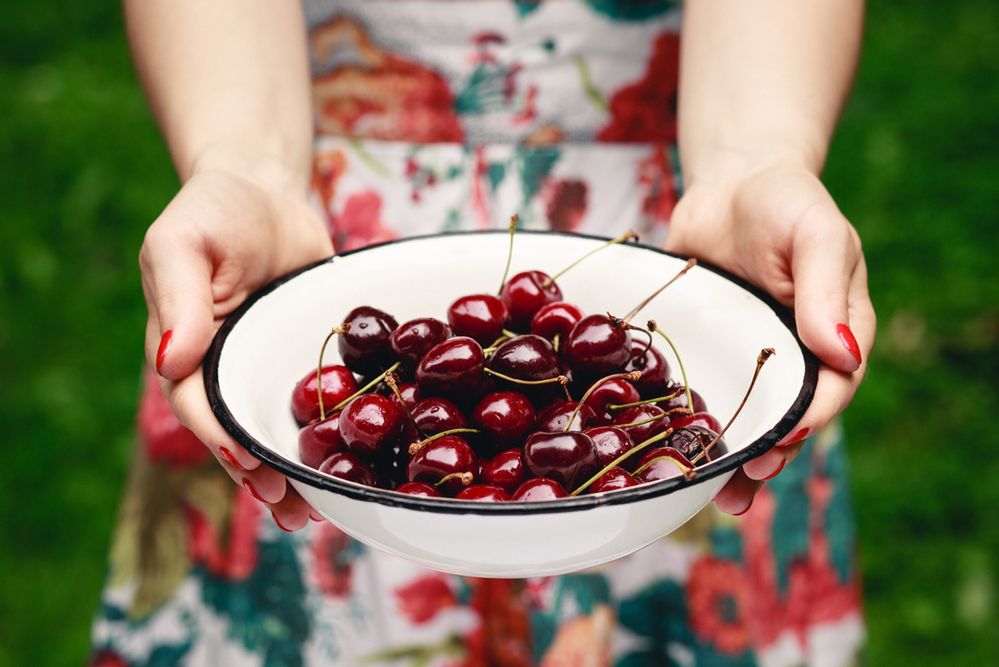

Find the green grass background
[[1, 1, 997, 665]]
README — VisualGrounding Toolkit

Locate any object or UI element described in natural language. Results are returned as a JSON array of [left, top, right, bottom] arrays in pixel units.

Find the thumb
[[790, 202, 863, 373]]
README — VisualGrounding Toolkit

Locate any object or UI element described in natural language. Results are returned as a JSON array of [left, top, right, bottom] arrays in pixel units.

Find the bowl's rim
[[205, 230, 818, 515]]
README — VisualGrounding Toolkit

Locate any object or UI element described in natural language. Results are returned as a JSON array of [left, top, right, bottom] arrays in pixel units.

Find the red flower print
[[637, 145, 677, 226], [88, 650, 129, 667], [685, 557, 752, 654], [137, 369, 211, 468], [464, 579, 533, 667], [543, 179, 588, 232], [394, 573, 456, 624], [186, 487, 262, 581], [332, 190, 397, 251], [311, 522, 355, 599]]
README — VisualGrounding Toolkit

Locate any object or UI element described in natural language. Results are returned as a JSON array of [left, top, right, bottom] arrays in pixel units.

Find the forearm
[[124, 0, 313, 190], [679, 0, 864, 184]]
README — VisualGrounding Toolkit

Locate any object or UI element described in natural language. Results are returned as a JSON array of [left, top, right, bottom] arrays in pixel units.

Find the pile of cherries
[[291, 225, 764, 502]]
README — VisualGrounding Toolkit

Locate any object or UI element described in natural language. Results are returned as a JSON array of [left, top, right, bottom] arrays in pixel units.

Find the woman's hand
[[140, 158, 333, 530], [666, 158, 876, 515]]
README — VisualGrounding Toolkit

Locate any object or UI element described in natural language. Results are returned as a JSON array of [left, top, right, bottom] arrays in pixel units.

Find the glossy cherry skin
[[531, 301, 584, 342], [670, 412, 722, 434], [511, 477, 568, 501], [501, 270, 564, 330], [457, 484, 511, 502], [389, 382, 421, 412], [523, 431, 600, 488], [395, 481, 440, 497], [634, 447, 693, 483], [661, 383, 709, 415], [318, 452, 378, 487], [407, 435, 478, 496], [412, 397, 467, 435], [589, 467, 639, 493], [338, 306, 398, 375], [298, 414, 344, 469], [613, 404, 669, 445], [487, 334, 561, 383], [480, 449, 526, 492], [669, 425, 727, 464], [447, 294, 509, 345], [390, 318, 451, 365], [338, 394, 404, 458], [536, 401, 595, 432], [416, 336, 485, 398], [374, 442, 409, 488], [624, 339, 671, 397], [565, 314, 632, 379], [290, 365, 358, 425], [585, 426, 636, 468], [581, 377, 641, 425], [472, 391, 536, 448]]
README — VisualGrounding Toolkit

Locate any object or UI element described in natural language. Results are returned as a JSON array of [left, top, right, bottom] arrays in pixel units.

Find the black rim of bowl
[[205, 230, 819, 515]]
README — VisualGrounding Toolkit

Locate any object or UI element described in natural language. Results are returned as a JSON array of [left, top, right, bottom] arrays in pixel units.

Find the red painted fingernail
[[310, 512, 324, 522], [763, 458, 787, 481], [835, 323, 862, 366], [779, 428, 810, 447], [731, 498, 754, 517], [272, 511, 293, 532], [219, 447, 246, 471], [242, 479, 265, 503], [155, 329, 173, 375]]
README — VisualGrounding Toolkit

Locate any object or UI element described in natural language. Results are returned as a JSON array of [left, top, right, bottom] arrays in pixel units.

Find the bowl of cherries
[[205, 225, 817, 577]]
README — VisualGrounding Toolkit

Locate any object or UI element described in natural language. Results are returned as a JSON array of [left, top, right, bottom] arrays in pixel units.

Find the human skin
[[129, 0, 873, 527]]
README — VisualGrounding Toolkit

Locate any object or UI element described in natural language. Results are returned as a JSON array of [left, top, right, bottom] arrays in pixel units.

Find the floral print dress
[[91, 2, 865, 666]]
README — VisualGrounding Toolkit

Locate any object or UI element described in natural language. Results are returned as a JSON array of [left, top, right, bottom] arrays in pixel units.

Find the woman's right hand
[[140, 156, 333, 530]]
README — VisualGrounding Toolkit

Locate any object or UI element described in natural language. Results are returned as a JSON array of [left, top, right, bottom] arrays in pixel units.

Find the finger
[[713, 468, 762, 516], [742, 438, 805, 481], [268, 486, 314, 532]]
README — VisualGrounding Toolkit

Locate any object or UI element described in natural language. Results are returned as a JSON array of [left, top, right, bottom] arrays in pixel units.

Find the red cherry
[[580, 377, 641, 425], [588, 466, 639, 493], [661, 382, 709, 415], [338, 306, 399, 375], [613, 404, 669, 444], [565, 314, 632, 379], [624, 339, 671, 397], [634, 447, 693, 483], [530, 301, 584, 341], [396, 481, 440, 497], [480, 449, 526, 491], [536, 401, 595, 432], [670, 412, 722, 434], [339, 394, 404, 457], [298, 414, 344, 469], [487, 334, 561, 383], [374, 442, 410, 489], [523, 431, 600, 488], [456, 484, 511, 502], [389, 382, 421, 411], [290, 365, 358, 425], [412, 397, 467, 435], [447, 294, 509, 345], [512, 477, 568, 501], [390, 317, 451, 365], [407, 435, 478, 495], [669, 425, 728, 464], [416, 337, 485, 399], [318, 452, 378, 487], [584, 426, 636, 468], [501, 270, 563, 330], [472, 391, 536, 448]]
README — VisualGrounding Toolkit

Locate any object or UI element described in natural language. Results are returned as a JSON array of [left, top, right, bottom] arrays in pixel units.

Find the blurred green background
[[1, 1, 997, 665]]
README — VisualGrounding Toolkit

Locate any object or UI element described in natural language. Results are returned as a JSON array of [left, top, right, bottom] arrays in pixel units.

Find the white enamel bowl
[[205, 231, 816, 577]]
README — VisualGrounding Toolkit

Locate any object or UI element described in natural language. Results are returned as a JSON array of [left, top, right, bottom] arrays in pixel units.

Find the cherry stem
[[690, 348, 775, 465], [408, 427, 482, 456], [543, 229, 639, 288], [564, 371, 641, 433], [435, 471, 474, 489], [384, 372, 423, 437], [315, 325, 346, 421], [607, 386, 685, 411], [622, 258, 696, 323], [570, 428, 673, 496], [552, 333, 560, 353], [616, 406, 692, 429], [632, 454, 696, 481], [329, 361, 401, 414], [647, 320, 693, 412], [483, 367, 569, 388], [497, 214, 519, 295]]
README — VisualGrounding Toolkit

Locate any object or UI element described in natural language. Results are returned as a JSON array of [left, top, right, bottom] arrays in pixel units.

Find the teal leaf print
[[530, 611, 557, 664], [584, 0, 677, 21], [822, 435, 857, 584], [618, 579, 693, 648], [768, 438, 814, 596], [617, 649, 681, 667], [709, 525, 744, 563], [517, 146, 561, 208], [143, 641, 194, 667], [691, 642, 758, 667], [514, 0, 543, 18], [555, 572, 612, 615], [486, 162, 507, 193]]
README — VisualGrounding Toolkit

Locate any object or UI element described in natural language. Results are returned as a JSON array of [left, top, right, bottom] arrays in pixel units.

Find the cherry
[[479, 449, 526, 491], [472, 391, 536, 448], [407, 435, 478, 495], [374, 442, 409, 488], [613, 404, 670, 444], [501, 271, 563, 330], [585, 426, 636, 468], [670, 425, 728, 464], [291, 365, 358, 425], [318, 452, 378, 487], [396, 481, 440, 497], [389, 382, 420, 412], [338, 394, 404, 458], [338, 306, 398, 375], [416, 336, 485, 398], [661, 382, 709, 415], [581, 377, 641, 425], [511, 477, 568, 501], [457, 484, 511, 502], [670, 411, 722, 434], [487, 334, 561, 383], [447, 294, 509, 345], [565, 314, 631, 379], [530, 301, 584, 342], [523, 431, 600, 488], [633, 447, 693, 483], [624, 339, 670, 397], [298, 414, 344, 469], [412, 397, 467, 436], [390, 317, 451, 365], [588, 467, 639, 493], [536, 401, 595, 432]]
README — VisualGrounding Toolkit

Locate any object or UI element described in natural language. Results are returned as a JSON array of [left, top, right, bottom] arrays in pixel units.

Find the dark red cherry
[[338, 306, 399, 375], [624, 339, 671, 397], [472, 391, 536, 448], [487, 334, 561, 383], [501, 270, 563, 330], [580, 377, 641, 425], [523, 431, 599, 488], [390, 382, 421, 412], [585, 426, 636, 468], [291, 365, 358, 425], [565, 314, 631, 379], [416, 337, 485, 398], [512, 477, 568, 501], [407, 435, 478, 495], [531, 301, 584, 342], [298, 414, 344, 469], [390, 318, 451, 365], [613, 404, 669, 444], [457, 484, 511, 502], [634, 447, 693, 483], [447, 294, 509, 345], [661, 382, 709, 415], [670, 412, 722, 434], [318, 452, 378, 487], [339, 394, 404, 457], [589, 467, 639, 493], [669, 425, 727, 464], [536, 401, 595, 432], [480, 449, 526, 492], [396, 481, 440, 497], [374, 442, 409, 488], [412, 397, 467, 436]]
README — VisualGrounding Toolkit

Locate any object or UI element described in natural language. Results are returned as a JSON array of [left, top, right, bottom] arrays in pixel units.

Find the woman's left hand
[[666, 158, 876, 515]]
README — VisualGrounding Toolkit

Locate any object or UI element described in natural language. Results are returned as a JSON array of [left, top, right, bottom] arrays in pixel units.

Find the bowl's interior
[[212, 232, 811, 506]]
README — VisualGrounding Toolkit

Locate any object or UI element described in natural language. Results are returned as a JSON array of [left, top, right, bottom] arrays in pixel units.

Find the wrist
[[188, 144, 312, 199], [681, 137, 824, 191]]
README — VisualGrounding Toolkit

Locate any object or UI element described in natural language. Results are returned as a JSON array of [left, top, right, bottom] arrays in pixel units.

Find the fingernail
[[762, 458, 786, 481], [242, 479, 265, 503], [155, 329, 173, 375], [219, 447, 246, 471], [779, 427, 810, 448], [731, 497, 754, 516], [310, 512, 324, 522], [835, 323, 862, 366], [272, 511, 293, 532]]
